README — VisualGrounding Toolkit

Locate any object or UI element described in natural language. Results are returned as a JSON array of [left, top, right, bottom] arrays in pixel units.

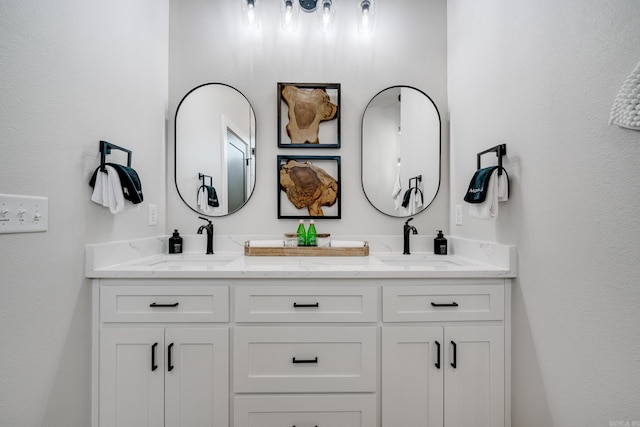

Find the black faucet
[[197, 216, 214, 254], [403, 217, 418, 255]]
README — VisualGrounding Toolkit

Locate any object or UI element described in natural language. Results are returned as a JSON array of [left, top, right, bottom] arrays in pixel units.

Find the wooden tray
[[244, 241, 369, 257]]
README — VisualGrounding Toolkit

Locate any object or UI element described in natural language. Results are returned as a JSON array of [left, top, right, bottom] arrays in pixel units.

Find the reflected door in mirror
[[175, 83, 256, 217]]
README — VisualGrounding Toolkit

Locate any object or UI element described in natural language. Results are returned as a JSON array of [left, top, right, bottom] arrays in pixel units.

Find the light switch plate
[[455, 204, 463, 225], [0, 194, 48, 234]]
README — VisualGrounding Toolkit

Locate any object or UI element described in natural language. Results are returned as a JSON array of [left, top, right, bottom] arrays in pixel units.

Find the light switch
[[0, 194, 48, 234]]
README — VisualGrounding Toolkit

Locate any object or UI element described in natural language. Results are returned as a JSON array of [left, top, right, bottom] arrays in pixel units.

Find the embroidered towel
[[465, 167, 509, 220]]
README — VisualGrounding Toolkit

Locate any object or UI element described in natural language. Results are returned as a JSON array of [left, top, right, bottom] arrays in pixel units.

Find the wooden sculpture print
[[278, 83, 341, 148], [278, 156, 341, 219]]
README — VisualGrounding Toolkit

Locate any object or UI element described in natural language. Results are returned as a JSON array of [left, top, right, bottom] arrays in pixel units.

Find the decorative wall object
[[278, 83, 340, 148], [278, 155, 341, 219], [610, 60, 640, 131]]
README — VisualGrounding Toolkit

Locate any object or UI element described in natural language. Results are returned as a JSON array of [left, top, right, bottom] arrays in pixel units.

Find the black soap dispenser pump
[[169, 229, 183, 254], [434, 230, 447, 255]]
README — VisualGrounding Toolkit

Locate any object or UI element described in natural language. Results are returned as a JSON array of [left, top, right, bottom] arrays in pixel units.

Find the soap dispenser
[[169, 229, 183, 254], [434, 230, 447, 255]]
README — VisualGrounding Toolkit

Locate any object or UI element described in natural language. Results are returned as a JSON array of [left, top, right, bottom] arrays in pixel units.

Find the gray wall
[[0, 1, 168, 426], [448, 0, 640, 425], [167, 0, 450, 238]]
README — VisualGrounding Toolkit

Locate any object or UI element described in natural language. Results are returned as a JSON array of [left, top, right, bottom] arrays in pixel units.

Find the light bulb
[[317, 0, 335, 32], [281, 0, 299, 31], [241, 0, 260, 30], [358, 0, 375, 34]]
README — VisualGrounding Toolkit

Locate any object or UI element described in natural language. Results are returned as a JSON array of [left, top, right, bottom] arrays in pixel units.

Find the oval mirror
[[175, 83, 256, 216], [361, 86, 441, 217]]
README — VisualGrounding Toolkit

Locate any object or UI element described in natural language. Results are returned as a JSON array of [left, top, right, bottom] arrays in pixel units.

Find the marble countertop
[[86, 235, 516, 279]]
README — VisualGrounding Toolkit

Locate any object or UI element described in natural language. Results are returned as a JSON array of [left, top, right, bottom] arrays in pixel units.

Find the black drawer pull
[[292, 357, 318, 364], [150, 302, 179, 308], [431, 302, 459, 307], [435, 340, 441, 369], [168, 343, 174, 372], [151, 343, 158, 371], [451, 341, 457, 369], [293, 302, 319, 308]]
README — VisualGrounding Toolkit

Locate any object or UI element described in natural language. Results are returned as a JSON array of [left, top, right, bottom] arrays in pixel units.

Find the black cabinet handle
[[150, 302, 179, 308], [435, 340, 441, 369], [151, 343, 158, 371], [451, 341, 457, 369], [168, 343, 174, 372], [431, 302, 459, 307], [292, 357, 318, 364], [293, 302, 319, 308]]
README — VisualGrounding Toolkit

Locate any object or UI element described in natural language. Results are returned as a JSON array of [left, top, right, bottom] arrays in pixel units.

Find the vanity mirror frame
[[174, 82, 257, 217], [361, 85, 441, 218]]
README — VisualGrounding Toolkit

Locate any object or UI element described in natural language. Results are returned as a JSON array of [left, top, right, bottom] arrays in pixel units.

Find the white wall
[[448, 1, 640, 425], [0, 1, 168, 425], [167, 0, 449, 241]]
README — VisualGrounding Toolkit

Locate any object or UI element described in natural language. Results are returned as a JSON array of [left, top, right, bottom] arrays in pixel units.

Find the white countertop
[[86, 235, 517, 279]]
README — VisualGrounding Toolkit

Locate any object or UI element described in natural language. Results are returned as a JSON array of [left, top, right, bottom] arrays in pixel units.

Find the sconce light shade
[[281, 0, 300, 31], [357, 0, 375, 34], [317, 0, 335, 32], [241, 0, 260, 30]]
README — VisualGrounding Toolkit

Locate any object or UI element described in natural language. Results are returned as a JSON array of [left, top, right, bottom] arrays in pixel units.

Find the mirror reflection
[[175, 83, 256, 216], [361, 86, 441, 217]]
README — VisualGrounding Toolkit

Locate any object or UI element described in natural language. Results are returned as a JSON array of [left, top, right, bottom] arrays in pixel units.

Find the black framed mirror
[[175, 83, 256, 217], [361, 86, 441, 217]]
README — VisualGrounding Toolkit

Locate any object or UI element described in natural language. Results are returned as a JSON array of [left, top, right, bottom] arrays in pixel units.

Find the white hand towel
[[469, 168, 503, 220], [249, 240, 284, 247], [91, 165, 125, 214], [197, 186, 209, 212], [392, 172, 403, 210], [497, 171, 509, 202], [331, 240, 366, 248]]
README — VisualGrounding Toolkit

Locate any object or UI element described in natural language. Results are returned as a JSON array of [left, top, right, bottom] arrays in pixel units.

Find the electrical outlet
[[455, 204, 463, 225], [148, 204, 157, 226]]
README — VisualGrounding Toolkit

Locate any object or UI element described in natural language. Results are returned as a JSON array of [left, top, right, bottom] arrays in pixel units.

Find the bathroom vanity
[[87, 236, 515, 427]]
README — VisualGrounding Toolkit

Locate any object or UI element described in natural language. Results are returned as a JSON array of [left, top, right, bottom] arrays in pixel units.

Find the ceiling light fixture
[[241, 0, 260, 30], [357, 0, 375, 34], [281, 0, 300, 31]]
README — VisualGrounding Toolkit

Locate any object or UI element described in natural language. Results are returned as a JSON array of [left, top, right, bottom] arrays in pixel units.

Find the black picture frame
[[277, 155, 341, 219], [278, 82, 341, 148]]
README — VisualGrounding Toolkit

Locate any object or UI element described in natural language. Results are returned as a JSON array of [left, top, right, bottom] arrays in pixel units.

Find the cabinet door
[[165, 328, 229, 427], [382, 327, 444, 427], [444, 326, 505, 427], [99, 328, 165, 427]]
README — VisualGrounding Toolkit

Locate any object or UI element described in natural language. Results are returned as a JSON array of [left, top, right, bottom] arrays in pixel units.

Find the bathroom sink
[[374, 253, 465, 268]]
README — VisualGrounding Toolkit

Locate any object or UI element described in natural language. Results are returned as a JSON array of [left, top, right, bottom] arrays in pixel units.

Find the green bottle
[[296, 220, 306, 246], [307, 220, 317, 246]]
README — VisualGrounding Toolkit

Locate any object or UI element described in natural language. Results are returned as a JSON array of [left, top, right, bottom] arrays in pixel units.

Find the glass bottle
[[307, 220, 317, 246], [296, 220, 307, 246]]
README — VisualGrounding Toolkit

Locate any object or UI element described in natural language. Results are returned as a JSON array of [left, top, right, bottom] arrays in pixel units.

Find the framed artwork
[[277, 155, 341, 219], [278, 82, 341, 148]]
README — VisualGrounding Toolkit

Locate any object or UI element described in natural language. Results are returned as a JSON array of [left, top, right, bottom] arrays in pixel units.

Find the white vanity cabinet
[[232, 284, 379, 427], [91, 272, 511, 427], [93, 281, 230, 427], [382, 282, 508, 427]]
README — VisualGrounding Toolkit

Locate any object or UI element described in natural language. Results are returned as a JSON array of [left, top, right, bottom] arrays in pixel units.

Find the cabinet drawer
[[100, 285, 229, 323], [234, 326, 377, 393], [234, 286, 377, 323], [234, 394, 376, 427], [383, 284, 504, 322]]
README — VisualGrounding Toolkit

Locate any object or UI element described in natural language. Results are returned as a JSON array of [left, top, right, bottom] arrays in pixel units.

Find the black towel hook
[[100, 140, 132, 172], [477, 144, 507, 176], [198, 173, 213, 188]]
